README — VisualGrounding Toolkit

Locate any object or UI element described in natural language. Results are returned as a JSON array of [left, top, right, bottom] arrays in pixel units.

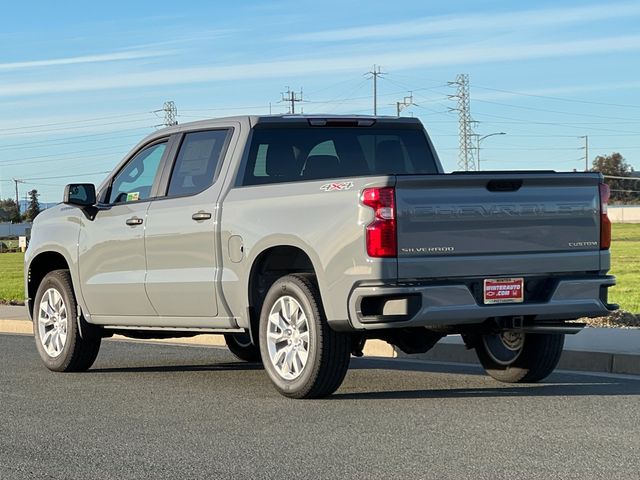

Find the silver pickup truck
[[25, 115, 616, 398]]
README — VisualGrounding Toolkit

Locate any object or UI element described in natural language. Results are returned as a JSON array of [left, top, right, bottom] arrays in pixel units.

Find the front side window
[[167, 129, 229, 197], [109, 142, 167, 204]]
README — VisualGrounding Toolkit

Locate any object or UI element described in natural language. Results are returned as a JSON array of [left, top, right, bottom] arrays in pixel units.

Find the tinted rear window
[[167, 129, 229, 197], [242, 126, 437, 186]]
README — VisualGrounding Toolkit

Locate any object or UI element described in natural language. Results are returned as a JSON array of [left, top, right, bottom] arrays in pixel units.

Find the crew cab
[[25, 115, 616, 398]]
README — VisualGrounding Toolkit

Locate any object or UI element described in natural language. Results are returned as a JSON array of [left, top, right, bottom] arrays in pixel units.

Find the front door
[[78, 140, 169, 317]]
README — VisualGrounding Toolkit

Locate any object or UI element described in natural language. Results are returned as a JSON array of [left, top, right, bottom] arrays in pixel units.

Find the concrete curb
[[0, 318, 396, 358], [1, 318, 636, 375], [398, 343, 640, 376], [404, 329, 640, 376]]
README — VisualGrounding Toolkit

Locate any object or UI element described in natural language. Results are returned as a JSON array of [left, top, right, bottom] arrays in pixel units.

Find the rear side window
[[167, 129, 230, 197], [242, 126, 437, 186]]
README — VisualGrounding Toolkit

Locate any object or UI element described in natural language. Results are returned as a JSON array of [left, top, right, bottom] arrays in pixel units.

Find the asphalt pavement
[[1, 333, 639, 480]]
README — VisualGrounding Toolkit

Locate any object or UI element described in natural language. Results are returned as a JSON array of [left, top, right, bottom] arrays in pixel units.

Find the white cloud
[[0, 49, 173, 71], [286, 2, 640, 42], [1, 35, 640, 98]]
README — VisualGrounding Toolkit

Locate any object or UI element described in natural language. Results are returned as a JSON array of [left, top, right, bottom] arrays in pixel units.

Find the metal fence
[[0, 223, 31, 237], [609, 206, 640, 223]]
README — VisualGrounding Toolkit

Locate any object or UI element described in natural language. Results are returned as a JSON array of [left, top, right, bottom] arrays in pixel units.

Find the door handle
[[126, 216, 143, 226], [192, 211, 212, 221]]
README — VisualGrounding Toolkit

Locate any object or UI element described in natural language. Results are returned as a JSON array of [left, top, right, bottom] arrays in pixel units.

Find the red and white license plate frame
[[483, 278, 524, 304]]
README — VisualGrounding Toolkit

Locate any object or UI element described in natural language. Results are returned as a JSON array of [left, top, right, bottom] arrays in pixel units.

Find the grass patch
[[0, 252, 24, 304], [608, 224, 640, 313]]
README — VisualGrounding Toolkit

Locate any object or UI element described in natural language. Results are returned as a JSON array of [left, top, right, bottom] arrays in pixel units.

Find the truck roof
[[154, 114, 423, 136]]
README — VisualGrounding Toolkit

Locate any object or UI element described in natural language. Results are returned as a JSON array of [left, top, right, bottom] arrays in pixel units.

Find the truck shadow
[[334, 356, 640, 399], [90, 362, 264, 373]]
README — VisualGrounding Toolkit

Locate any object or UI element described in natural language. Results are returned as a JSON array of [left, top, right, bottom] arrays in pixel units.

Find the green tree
[[591, 152, 638, 204], [0, 198, 21, 223], [24, 189, 41, 221]]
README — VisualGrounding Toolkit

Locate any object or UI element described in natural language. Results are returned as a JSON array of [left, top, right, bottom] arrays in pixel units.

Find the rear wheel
[[224, 333, 261, 362], [475, 331, 564, 383], [258, 274, 351, 398], [33, 270, 101, 372]]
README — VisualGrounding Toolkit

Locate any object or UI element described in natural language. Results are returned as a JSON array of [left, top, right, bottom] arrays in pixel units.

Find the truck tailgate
[[395, 172, 603, 279]]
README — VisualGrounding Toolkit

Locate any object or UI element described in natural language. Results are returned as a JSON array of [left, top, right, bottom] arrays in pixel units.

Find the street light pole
[[476, 132, 506, 171]]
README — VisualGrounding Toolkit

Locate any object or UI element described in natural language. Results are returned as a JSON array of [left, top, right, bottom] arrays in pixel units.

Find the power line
[[1, 118, 157, 137], [22, 171, 111, 181], [0, 111, 153, 133], [0, 128, 154, 152], [472, 111, 640, 135], [0, 149, 130, 168], [471, 84, 640, 110], [473, 98, 640, 122], [0, 142, 137, 165]]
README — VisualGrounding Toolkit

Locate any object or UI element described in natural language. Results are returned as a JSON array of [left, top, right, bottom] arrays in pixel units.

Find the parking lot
[[1, 333, 638, 479]]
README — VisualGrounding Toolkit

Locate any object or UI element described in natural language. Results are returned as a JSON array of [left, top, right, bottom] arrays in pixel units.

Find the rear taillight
[[361, 187, 397, 257], [599, 183, 611, 250]]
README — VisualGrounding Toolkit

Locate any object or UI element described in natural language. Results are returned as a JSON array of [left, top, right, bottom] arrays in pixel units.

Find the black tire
[[33, 270, 101, 372], [258, 274, 351, 399], [224, 333, 262, 363], [475, 332, 564, 383]]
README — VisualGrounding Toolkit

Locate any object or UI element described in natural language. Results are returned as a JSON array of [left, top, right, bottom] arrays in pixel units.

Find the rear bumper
[[345, 275, 616, 331]]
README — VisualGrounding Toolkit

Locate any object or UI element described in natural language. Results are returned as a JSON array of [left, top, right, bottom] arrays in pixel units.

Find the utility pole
[[396, 92, 414, 117], [580, 135, 589, 171], [12, 179, 24, 214], [366, 65, 385, 116], [281, 87, 303, 114], [448, 74, 476, 171], [163, 101, 178, 126]]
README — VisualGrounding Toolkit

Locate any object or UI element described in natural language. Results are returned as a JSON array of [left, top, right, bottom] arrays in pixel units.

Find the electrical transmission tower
[[448, 74, 476, 171], [163, 101, 178, 126], [366, 65, 386, 115], [281, 87, 303, 114]]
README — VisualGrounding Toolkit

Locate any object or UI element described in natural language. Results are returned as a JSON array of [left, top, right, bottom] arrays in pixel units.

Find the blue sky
[[1, 0, 640, 202]]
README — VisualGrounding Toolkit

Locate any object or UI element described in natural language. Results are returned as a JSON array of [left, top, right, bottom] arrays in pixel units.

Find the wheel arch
[[246, 244, 320, 340], [26, 250, 75, 320]]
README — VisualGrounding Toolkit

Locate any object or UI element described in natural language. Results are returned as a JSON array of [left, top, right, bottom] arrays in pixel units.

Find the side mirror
[[64, 184, 96, 207]]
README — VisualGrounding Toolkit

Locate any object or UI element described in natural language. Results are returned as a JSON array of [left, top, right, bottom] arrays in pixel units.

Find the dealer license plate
[[483, 278, 524, 304]]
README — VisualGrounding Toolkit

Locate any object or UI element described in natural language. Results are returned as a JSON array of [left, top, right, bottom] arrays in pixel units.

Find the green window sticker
[[126, 192, 140, 202]]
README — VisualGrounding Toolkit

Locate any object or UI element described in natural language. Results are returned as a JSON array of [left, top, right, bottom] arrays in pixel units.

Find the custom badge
[[320, 181, 354, 192]]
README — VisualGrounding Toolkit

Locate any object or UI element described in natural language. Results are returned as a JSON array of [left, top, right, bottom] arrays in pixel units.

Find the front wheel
[[474, 331, 564, 383], [258, 274, 351, 399], [33, 270, 101, 372]]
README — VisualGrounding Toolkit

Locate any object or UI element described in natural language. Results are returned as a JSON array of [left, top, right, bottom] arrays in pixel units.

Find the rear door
[[144, 127, 235, 323]]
